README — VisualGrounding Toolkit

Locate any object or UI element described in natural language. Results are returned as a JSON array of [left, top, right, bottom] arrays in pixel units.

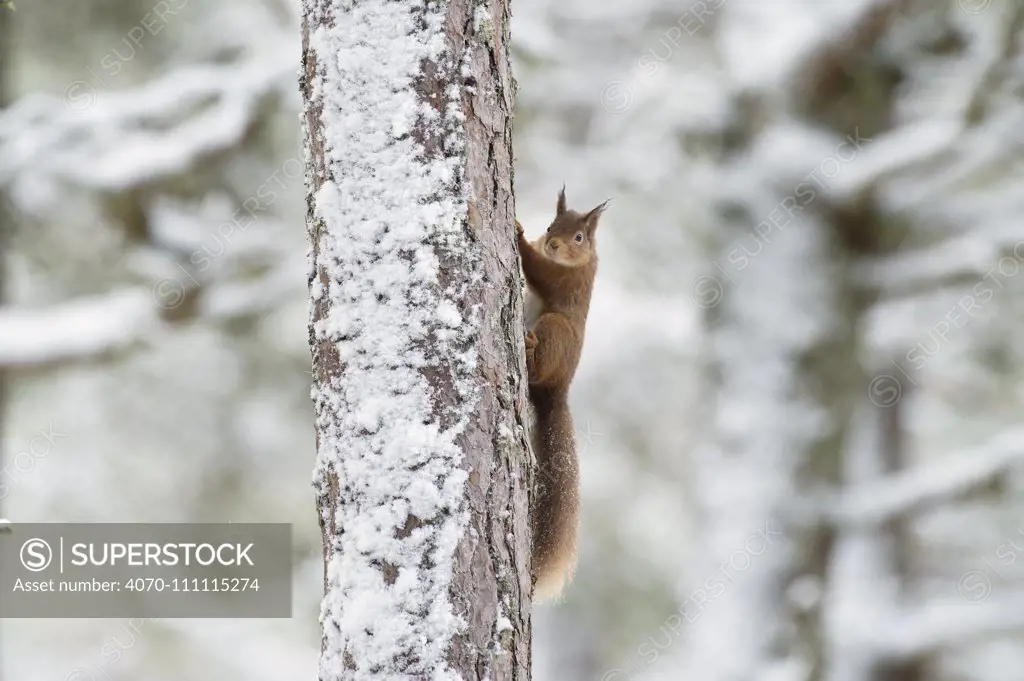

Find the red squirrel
[[516, 187, 608, 602]]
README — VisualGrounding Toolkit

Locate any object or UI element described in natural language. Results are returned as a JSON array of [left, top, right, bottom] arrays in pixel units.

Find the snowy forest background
[[2, 0, 1024, 679]]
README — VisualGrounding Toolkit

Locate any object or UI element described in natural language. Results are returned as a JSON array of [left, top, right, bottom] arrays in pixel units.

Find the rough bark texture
[[300, 0, 530, 680]]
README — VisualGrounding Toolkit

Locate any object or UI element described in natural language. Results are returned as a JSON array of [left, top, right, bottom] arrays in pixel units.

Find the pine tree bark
[[300, 1, 530, 680]]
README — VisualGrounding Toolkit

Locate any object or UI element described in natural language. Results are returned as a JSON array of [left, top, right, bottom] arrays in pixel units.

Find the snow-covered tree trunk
[[677, 4, 900, 679], [682, 172, 865, 681], [300, 1, 530, 680]]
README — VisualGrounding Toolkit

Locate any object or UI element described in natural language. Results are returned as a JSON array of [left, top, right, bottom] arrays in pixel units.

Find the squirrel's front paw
[[524, 331, 538, 350], [515, 219, 524, 237]]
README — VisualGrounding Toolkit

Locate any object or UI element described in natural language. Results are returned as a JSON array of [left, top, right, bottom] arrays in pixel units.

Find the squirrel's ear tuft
[[584, 199, 610, 235], [556, 185, 567, 215]]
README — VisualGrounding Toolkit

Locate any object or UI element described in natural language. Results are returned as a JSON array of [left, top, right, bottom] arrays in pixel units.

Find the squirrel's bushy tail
[[529, 388, 580, 602]]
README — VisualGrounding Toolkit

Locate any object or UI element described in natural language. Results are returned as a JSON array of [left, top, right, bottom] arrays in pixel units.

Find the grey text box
[[0, 523, 292, 617]]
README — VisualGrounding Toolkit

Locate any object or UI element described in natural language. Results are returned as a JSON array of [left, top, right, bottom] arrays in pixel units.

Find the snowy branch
[[0, 57, 294, 196], [830, 428, 1024, 527], [883, 107, 1024, 218], [0, 288, 163, 369], [879, 593, 1024, 660], [849, 227, 1024, 298]]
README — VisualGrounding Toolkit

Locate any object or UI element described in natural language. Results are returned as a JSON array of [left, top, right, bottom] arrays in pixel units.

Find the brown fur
[[516, 186, 607, 602]]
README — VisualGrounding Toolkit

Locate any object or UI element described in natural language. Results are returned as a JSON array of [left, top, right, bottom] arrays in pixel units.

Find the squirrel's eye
[[574, 233, 584, 243]]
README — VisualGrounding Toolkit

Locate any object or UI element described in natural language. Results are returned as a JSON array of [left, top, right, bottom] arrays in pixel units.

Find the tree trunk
[[682, 180, 863, 681], [677, 4, 925, 679], [299, 1, 530, 680]]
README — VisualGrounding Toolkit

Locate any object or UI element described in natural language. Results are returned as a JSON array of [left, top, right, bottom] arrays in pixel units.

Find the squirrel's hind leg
[[527, 313, 575, 388]]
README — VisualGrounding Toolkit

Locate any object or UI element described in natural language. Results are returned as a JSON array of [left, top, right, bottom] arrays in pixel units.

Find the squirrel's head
[[539, 186, 609, 267]]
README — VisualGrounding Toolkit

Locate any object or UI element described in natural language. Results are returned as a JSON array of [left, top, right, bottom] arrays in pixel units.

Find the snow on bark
[[301, 0, 528, 680], [306, 5, 470, 676]]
